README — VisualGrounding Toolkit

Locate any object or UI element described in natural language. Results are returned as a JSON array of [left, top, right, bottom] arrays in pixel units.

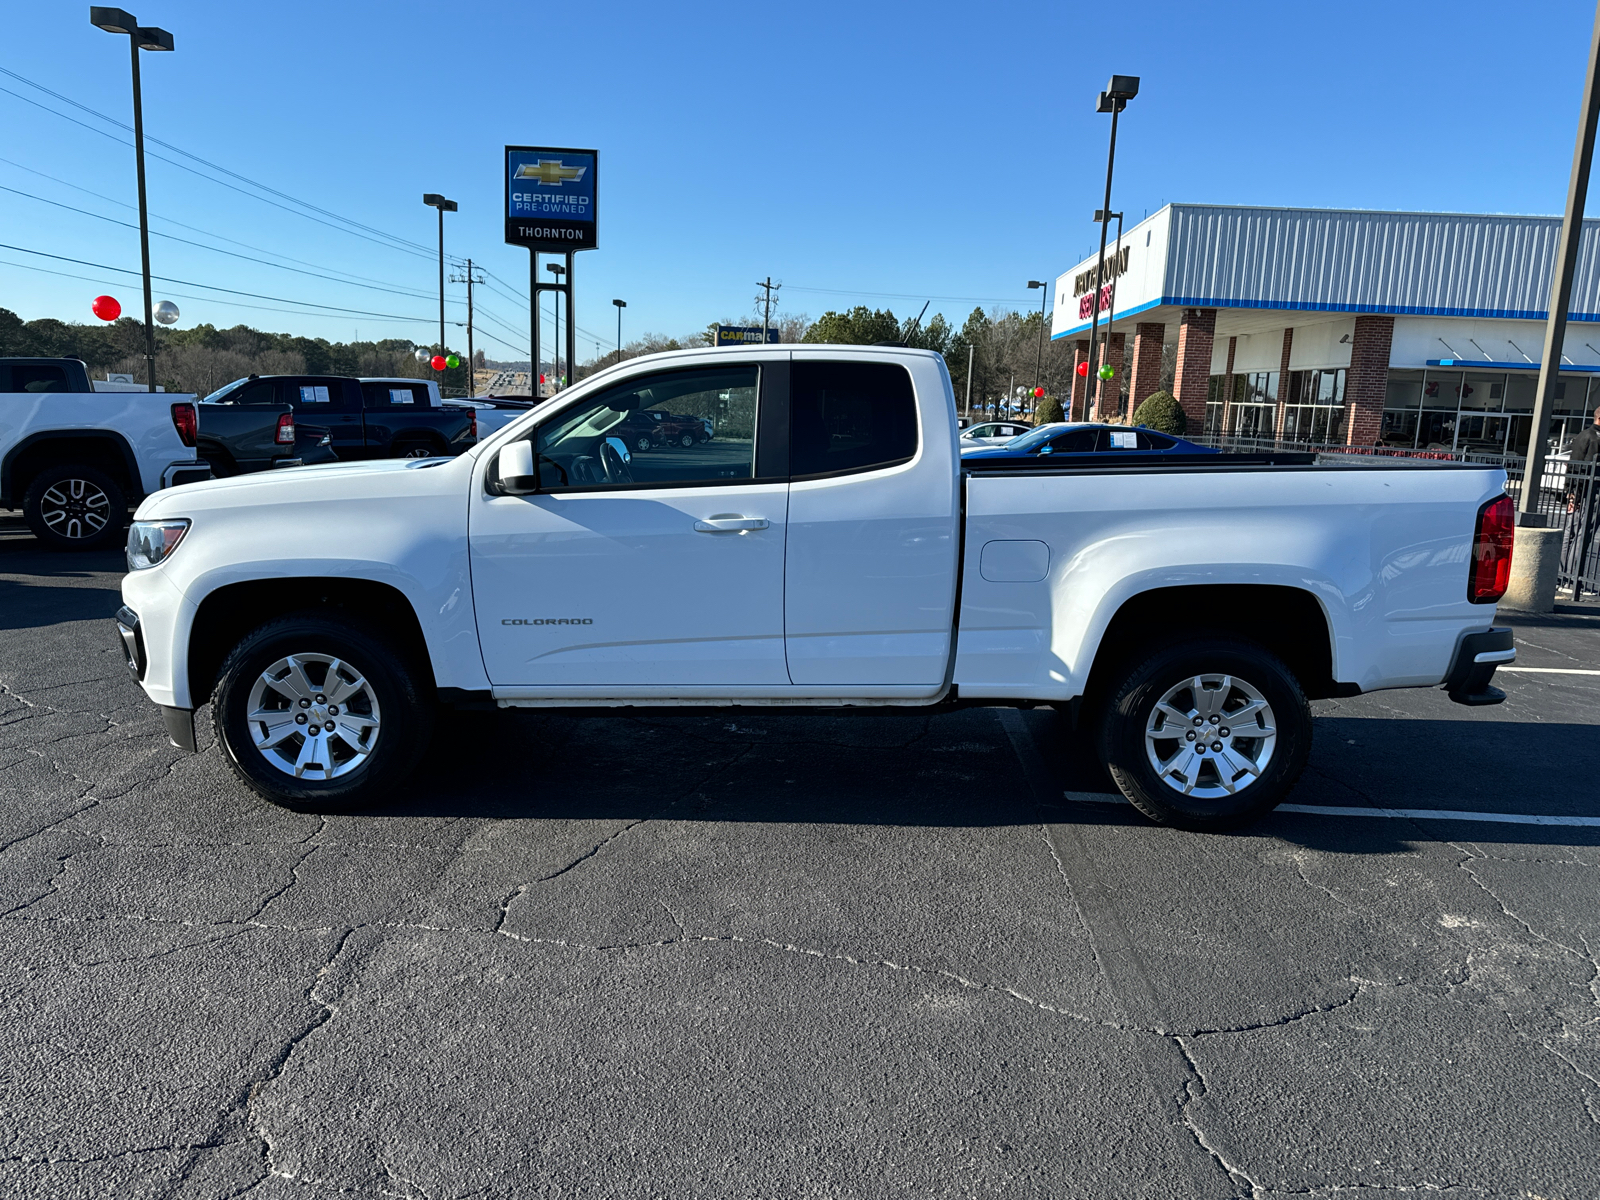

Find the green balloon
[[1097, 364, 1115, 380], [445, 353, 461, 369]]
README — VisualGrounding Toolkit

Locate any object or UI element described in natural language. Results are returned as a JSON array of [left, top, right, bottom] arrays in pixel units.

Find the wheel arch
[[2, 431, 141, 508], [1082, 583, 1342, 713], [187, 576, 436, 706]]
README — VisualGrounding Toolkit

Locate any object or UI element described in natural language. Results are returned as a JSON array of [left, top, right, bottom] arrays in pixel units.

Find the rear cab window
[[790, 361, 917, 478], [10, 365, 71, 393]]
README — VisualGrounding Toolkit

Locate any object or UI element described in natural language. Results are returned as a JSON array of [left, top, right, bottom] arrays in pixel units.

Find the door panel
[[288, 378, 365, 458], [783, 359, 959, 687], [472, 484, 790, 686]]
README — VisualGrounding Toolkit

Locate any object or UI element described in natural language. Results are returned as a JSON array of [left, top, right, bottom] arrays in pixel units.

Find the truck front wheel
[[1097, 638, 1311, 831], [22, 465, 127, 551], [212, 613, 433, 810]]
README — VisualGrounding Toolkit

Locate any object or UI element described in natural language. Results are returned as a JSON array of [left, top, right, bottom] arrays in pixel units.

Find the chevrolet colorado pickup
[[115, 345, 1517, 830]]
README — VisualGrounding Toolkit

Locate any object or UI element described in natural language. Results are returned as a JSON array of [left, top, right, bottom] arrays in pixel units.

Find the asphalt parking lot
[[3, 518, 1599, 1200]]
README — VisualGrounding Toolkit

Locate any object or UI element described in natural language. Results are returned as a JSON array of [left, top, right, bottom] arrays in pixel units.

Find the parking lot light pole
[[1521, 0, 1600, 527], [1086, 75, 1138, 419], [422, 194, 457, 358], [91, 7, 173, 394], [613, 298, 626, 363], [1027, 280, 1048, 410]]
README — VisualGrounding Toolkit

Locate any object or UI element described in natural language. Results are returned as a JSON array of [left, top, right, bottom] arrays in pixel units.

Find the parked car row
[[960, 422, 1216, 460], [1, 359, 480, 550]]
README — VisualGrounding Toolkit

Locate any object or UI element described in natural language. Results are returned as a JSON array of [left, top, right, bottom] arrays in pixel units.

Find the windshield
[[1006, 425, 1069, 450], [201, 378, 249, 403]]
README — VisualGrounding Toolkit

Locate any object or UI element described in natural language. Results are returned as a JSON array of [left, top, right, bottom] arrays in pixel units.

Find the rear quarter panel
[[955, 464, 1507, 699]]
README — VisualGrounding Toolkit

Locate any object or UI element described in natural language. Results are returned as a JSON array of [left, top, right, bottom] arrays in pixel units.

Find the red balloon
[[92, 295, 121, 321], [1033, 386, 1045, 398], [1076, 361, 1089, 377], [430, 355, 447, 371]]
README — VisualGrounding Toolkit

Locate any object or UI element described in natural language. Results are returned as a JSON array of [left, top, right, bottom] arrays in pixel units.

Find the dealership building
[[1051, 203, 1600, 453]]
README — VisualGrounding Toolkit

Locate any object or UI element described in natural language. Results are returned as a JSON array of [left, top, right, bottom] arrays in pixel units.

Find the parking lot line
[[1063, 793, 1600, 827], [1499, 667, 1600, 675]]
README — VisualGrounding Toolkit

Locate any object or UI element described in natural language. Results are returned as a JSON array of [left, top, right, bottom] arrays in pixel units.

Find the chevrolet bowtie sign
[[505, 146, 598, 251]]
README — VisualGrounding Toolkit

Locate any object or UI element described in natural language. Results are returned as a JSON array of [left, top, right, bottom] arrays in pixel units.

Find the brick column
[[1128, 321, 1165, 417], [1173, 309, 1216, 434], [1102, 331, 1126, 420], [1274, 328, 1294, 443], [1220, 335, 1238, 436], [1070, 339, 1090, 421], [1344, 315, 1393, 446]]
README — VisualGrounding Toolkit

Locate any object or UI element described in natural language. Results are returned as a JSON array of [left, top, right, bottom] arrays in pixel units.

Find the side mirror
[[499, 441, 537, 494], [1038, 445, 1054, 455]]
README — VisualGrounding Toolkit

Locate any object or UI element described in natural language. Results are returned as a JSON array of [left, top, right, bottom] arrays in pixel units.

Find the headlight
[[126, 520, 190, 571]]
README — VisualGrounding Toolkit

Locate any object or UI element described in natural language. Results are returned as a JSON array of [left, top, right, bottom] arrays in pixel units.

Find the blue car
[[959, 422, 1217, 461]]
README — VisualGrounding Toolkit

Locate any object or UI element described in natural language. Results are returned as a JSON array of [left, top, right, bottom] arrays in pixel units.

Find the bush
[[1132, 389, 1187, 435], [1033, 393, 1064, 425]]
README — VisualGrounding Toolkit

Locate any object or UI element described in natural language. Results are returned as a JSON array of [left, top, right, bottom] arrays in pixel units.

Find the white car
[[118, 344, 1515, 831], [959, 419, 1033, 445]]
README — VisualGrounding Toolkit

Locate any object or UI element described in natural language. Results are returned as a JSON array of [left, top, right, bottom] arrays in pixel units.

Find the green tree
[[1034, 392, 1064, 425], [1132, 389, 1187, 435], [802, 306, 901, 345]]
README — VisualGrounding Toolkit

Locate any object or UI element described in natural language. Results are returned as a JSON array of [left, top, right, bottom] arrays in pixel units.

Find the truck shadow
[[387, 706, 1600, 855], [0, 538, 125, 631]]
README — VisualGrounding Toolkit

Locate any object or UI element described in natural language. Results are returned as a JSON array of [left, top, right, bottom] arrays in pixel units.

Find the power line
[[0, 65, 436, 259], [0, 83, 435, 262], [0, 241, 438, 322], [784, 284, 1032, 304], [0, 182, 442, 302], [0, 154, 446, 297]]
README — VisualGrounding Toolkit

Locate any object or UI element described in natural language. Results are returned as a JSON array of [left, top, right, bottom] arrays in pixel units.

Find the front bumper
[[1441, 627, 1515, 706], [114, 605, 196, 752]]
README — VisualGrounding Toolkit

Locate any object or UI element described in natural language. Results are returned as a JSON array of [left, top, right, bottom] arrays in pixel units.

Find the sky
[[3, 0, 1599, 364]]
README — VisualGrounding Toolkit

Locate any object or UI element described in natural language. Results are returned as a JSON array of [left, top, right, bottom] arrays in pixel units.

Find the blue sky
[[2, 0, 1597, 362]]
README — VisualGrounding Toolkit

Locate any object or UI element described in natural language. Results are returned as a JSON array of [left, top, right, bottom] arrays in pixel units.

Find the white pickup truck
[[116, 345, 1516, 830]]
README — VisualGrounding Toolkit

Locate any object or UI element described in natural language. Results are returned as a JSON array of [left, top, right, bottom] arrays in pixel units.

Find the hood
[[134, 455, 460, 518]]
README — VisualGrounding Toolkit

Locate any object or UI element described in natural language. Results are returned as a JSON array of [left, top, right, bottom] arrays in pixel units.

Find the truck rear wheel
[[212, 613, 433, 810], [1096, 638, 1311, 831], [22, 465, 127, 551]]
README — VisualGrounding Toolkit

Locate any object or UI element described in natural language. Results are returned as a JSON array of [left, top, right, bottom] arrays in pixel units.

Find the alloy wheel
[[245, 652, 382, 780], [1143, 673, 1277, 799], [39, 477, 111, 540]]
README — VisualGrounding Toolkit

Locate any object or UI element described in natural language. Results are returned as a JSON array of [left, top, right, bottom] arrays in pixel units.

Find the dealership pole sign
[[505, 146, 598, 251]]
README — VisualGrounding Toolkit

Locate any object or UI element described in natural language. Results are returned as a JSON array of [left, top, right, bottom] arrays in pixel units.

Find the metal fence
[[1192, 434, 1600, 598]]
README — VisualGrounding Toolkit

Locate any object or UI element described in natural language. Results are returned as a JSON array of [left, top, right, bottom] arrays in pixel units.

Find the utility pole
[[964, 343, 974, 419], [449, 258, 484, 397], [756, 276, 780, 343]]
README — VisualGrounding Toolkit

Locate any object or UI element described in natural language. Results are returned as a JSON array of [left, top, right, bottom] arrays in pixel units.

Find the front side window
[[790, 361, 917, 478], [532, 366, 758, 490]]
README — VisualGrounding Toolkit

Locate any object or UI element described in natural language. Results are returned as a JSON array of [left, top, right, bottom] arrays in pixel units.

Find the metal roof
[[1163, 204, 1600, 321], [1053, 204, 1600, 339]]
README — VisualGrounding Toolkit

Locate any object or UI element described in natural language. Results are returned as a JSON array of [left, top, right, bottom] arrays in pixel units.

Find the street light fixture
[[547, 263, 567, 388], [1027, 280, 1049, 413], [612, 298, 627, 361], [90, 7, 173, 393], [1085, 74, 1138, 420], [422, 193, 457, 362]]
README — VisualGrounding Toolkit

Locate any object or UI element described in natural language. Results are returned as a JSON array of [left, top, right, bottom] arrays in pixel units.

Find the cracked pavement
[[1, 523, 1599, 1198]]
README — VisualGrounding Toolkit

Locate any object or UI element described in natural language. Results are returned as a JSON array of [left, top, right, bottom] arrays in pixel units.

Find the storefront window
[[1281, 368, 1345, 443], [1381, 370, 1424, 447]]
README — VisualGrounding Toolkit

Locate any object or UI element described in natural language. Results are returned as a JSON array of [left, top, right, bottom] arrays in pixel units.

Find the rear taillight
[[1470, 494, 1515, 603], [468, 410, 477, 440], [276, 412, 296, 445], [170, 402, 196, 448]]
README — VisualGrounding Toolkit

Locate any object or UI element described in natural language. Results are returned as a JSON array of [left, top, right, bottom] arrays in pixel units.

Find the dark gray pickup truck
[[202, 375, 476, 460]]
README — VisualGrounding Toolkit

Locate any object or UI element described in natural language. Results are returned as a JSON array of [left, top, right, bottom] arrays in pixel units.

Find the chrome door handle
[[693, 516, 769, 532]]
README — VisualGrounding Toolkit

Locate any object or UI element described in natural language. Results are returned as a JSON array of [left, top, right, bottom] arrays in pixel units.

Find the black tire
[[633, 435, 652, 453], [211, 613, 434, 810], [22, 464, 127, 551], [1096, 637, 1311, 831], [677, 433, 695, 449], [393, 441, 438, 459]]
